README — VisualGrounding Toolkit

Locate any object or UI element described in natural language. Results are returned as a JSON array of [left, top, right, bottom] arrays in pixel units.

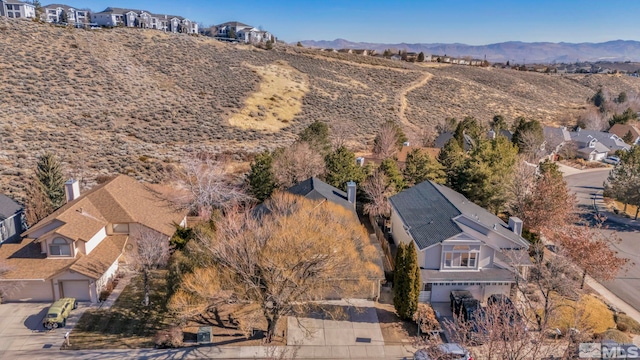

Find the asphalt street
[[564, 169, 640, 312]]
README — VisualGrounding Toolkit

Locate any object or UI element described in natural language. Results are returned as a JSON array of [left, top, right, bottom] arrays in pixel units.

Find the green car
[[43, 298, 77, 330]]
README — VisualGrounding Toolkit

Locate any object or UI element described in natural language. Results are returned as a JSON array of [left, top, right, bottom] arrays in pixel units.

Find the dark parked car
[[450, 290, 474, 315]]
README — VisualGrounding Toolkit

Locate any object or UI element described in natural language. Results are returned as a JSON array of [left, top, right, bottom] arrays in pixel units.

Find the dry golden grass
[[228, 61, 308, 131], [1, 17, 639, 200], [549, 295, 615, 334]]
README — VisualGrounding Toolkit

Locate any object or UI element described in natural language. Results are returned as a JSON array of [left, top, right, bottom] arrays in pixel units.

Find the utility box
[[197, 326, 212, 343]]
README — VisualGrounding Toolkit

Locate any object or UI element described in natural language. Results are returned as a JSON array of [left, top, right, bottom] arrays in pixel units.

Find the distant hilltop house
[[91, 7, 198, 33], [41, 3, 90, 26], [0, 0, 36, 19], [215, 21, 275, 44]]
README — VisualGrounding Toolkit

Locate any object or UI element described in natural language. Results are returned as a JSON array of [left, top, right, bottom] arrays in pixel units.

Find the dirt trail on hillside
[[398, 71, 433, 137]]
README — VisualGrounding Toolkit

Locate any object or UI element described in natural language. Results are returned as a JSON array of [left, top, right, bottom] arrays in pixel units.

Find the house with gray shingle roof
[[570, 127, 630, 161], [388, 180, 530, 303], [0, 194, 25, 244]]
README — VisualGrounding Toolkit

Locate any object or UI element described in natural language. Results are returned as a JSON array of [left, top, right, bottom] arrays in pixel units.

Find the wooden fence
[[369, 213, 394, 270]]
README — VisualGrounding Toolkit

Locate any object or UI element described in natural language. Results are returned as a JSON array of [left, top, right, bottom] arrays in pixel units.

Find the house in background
[[388, 180, 530, 303], [608, 123, 640, 145], [0, 194, 25, 244], [216, 21, 273, 43], [91, 7, 197, 33], [0, 175, 186, 303], [41, 3, 89, 25], [570, 128, 630, 161], [543, 126, 572, 159], [0, 0, 36, 19]]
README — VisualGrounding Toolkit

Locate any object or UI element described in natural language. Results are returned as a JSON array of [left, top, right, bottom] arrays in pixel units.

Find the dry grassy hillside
[[1, 18, 639, 199]]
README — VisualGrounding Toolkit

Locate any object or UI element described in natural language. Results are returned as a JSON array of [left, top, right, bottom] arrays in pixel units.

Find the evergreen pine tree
[[298, 120, 331, 153], [324, 146, 365, 191], [247, 151, 276, 202], [623, 130, 635, 145], [404, 149, 446, 186], [417, 52, 425, 62], [35, 152, 66, 210], [379, 158, 405, 192], [437, 139, 465, 190]]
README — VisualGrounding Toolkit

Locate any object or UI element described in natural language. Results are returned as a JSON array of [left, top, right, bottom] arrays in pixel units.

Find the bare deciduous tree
[[509, 158, 537, 218], [517, 129, 546, 162], [515, 243, 581, 332], [555, 223, 630, 289], [127, 227, 171, 306], [169, 192, 381, 342], [577, 108, 609, 131], [372, 122, 401, 159], [432, 299, 566, 360], [272, 142, 325, 188], [362, 169, 392, 218], [24, 176, 53, 226], [170, 156, 251, 218]]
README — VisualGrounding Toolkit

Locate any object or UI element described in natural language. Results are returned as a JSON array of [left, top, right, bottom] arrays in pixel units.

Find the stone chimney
[[346, 181, 356, 208], [508, 217, 523, 236], [64, 179, 80, 203]]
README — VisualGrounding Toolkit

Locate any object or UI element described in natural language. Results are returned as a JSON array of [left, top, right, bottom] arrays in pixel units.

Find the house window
[[8, 12, 14, 18], [443, 245, 479, 269], [50, 237, 72, 256], [15, 12, 20, 18], [423, 283, 432, 291]]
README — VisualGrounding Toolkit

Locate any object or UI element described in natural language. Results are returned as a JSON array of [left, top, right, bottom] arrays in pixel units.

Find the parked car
[[603, 156, 620, 165], [43, 297, 77, 330], [450, 290, 474, 316], [414, 343, 474, 360], [487, 294, 524, 327]]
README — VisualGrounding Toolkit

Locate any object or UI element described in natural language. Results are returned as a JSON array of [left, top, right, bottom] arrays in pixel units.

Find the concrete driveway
[[287, 299, 385, 357], [0, 302, 89, 358]]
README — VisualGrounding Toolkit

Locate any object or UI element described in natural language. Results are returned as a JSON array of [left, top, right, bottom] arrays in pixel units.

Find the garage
[[429, 283, 483, 303], [61, 280, 91, 301], [4, 280, 54, 302]]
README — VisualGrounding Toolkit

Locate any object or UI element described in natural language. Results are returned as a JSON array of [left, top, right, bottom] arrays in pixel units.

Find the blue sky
[[60, 0, 640, 44]]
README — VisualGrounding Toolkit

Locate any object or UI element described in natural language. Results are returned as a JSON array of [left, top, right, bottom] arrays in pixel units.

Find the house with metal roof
[[0, 175, 186, 303], [388, 180, 530, 303]]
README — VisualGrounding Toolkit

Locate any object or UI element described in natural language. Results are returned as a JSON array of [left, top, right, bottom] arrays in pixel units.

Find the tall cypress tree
[[393, 242, 422, 320], [247, 151, 276, 202], [379, 158, 405, 192], [35, 152, 66, 209], [324, 146, 365, 191], [405, 242, 421, 320], [393, 243, 408, 318]]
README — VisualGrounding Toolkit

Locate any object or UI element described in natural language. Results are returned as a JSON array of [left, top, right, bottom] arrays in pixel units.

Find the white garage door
[[61, 281, 91, 301], [4, 280, 54, 302], [430, 284, 483, 303]]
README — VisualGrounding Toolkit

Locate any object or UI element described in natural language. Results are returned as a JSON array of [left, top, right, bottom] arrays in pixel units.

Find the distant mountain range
[[298, 39, 640, 63]]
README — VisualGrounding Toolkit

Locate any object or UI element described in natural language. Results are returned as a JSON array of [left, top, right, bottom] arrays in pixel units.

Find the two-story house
[[0, 0, 35, 19], [0, 175, 186, 303], [91, 7, 198, 33], [216, 21, 272, 43], [41, 4, 89, 25], [388, 180, 530, 304]]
